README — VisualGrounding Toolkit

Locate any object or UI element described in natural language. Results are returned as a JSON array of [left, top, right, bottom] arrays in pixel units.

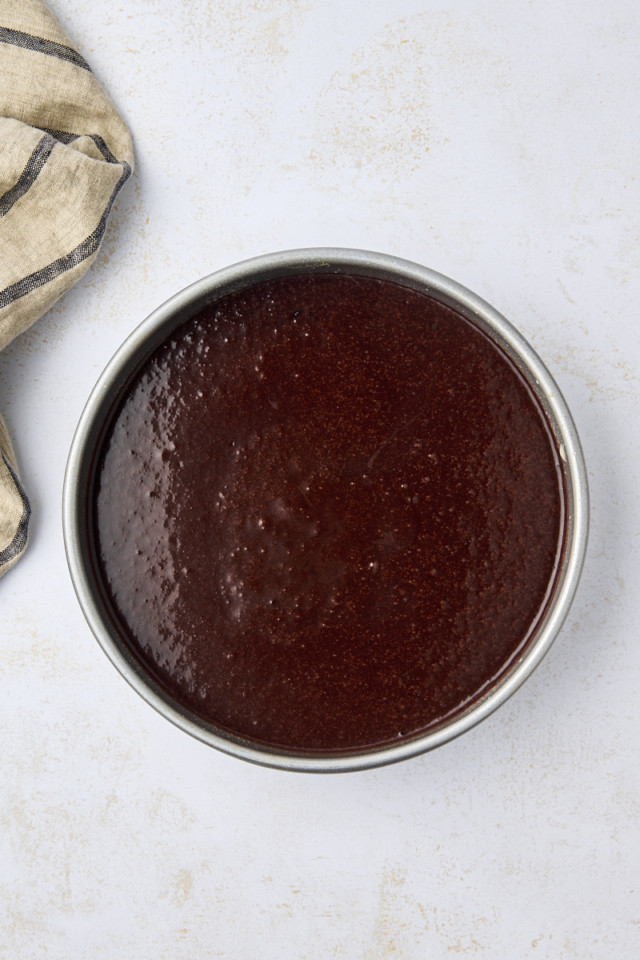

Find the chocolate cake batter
[[93, 272, 564, 752]]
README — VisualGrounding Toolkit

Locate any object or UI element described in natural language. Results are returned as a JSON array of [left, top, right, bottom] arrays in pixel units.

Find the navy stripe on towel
[[0, 25, 91, 71], [40, 128, 119, 164], [0, 454, 31, 566], [0, 134, 56, 218], [0, 162, 131, 310]]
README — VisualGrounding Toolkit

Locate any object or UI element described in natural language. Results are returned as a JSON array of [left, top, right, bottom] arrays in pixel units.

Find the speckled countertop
[[1, 1, 639, 957]]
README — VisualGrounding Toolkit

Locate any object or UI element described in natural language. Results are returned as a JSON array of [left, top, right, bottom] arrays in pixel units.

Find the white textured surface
[[1, 1, 639, 956]]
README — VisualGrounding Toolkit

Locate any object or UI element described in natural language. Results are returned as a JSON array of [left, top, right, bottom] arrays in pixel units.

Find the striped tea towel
[[0, 0, 133, 577]]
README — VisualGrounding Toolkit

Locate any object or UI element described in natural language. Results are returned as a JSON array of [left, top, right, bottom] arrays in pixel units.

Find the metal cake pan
[[63, 248, 589, 772]]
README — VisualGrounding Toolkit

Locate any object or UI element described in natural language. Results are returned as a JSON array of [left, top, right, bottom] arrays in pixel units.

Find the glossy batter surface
[[94, 273, 564, 752]]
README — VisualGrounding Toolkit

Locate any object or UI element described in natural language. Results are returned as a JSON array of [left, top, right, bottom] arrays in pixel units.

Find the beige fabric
[[0, 0, 75, 46], [0, 0, 133, 576], [0, 413, 28, 576]]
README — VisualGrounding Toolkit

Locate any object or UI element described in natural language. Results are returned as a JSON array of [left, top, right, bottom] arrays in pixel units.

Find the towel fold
[[0, 0, 133, 576]]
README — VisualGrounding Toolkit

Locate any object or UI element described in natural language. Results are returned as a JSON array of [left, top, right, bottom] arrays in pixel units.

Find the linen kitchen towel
[[0, 0, 133, 576]]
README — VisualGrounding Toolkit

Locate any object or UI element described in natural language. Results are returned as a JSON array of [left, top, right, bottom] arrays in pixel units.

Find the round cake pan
[[63, 248, 589, 772]]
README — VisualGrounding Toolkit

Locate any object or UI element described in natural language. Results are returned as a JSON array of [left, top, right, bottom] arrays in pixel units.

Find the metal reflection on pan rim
[[62, 248, 589, 772]]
